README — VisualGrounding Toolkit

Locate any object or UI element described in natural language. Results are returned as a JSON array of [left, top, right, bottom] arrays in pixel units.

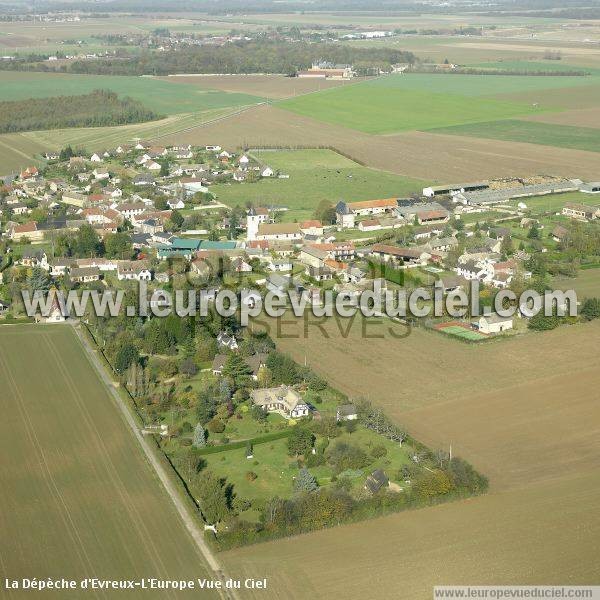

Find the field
[[279, 76, 540, 134], [0, 106, 241, 174], [278, 72, 600, 134], [221, 317, 600, 598], [211, 149, 424, 221], [429, 120, 600, 153], [158, 74, 353, 99], [0, 71, 264, 115], [553, 268, 600, 298], [0, 325, 217, 599], [160, 104, 600, 181]]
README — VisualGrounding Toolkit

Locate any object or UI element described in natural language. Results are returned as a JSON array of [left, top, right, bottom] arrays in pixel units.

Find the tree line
[[33, 40, 417, 77], [0, 90, 160, 134]]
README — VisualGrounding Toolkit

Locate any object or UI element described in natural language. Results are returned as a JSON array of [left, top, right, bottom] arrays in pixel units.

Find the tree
[[194, 470, 229, 524], [114, 341, 139, 374], [294, 467, 318, 493], [75, 224, 102, 257], [527, 223, 540, 240], [104, 232, 132, 259], [414, 469, 453, 499], [196, 388, 217, 424], [27, 267, 51, 292], [326, 441, 368, 472], [250, 404, 268, 423], [170, 210, 184, 230], [287, 427, 314, 456], [500, 234, 513, 257], [193, 423, 206, 448], [221, 352, 253, 389], [313, 199, 336, 224], [180, 357, 198, 377]]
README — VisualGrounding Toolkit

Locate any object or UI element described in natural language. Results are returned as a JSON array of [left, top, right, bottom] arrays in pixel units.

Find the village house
[[250, 386, 310, 419], [299, 246, 328, 269], [336, 198, 399, 228], [364, 469, 389, 494], [477, 314, 513, 334], [9, 221, 44, 242], [115, 202, 147, 220], [255, 222, 302, 242], [117, 261, 152, 281], [19, 250, 49, 270], [371, 244, 426, 265], [300, 220, 324, 237], [217, 331, 238, 351], [50, 258, 77, 277], [69, 266, 101, 283], [336, 404, 358, 421], [552, 225, 569, 243]]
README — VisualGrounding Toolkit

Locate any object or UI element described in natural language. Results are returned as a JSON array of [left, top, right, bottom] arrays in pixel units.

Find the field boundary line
[[71, 323, 240, 600]]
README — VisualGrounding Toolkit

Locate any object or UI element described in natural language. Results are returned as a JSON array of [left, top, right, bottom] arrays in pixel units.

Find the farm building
[[256, 222, 302, 242], [562, 203, 600, 221], [423, 181, 489, 197], [395, 202, 450, 225]]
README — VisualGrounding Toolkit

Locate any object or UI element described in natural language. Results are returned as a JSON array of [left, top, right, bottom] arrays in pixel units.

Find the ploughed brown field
[[0, 325, 218, 599], [525, 107, 600, 129], [158, 104, 600, 181], [221, 317, 600, 599], [156, 74, 353, 99]]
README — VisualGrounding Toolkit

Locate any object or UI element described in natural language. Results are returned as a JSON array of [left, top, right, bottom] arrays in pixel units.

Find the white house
[[477, 314, 513, 334], [261, 166, 274, 178], [217, 331, 238, 351]]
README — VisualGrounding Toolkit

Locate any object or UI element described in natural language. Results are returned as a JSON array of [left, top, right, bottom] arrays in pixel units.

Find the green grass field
[[0, 325, 215, 597], [508, 191, 600, 213], [279, 77, 537, 134], [429, 120, 600, 153], [278, 72, 600, 134], [211, 149, 424, 222], [0, 71, 264, 115]]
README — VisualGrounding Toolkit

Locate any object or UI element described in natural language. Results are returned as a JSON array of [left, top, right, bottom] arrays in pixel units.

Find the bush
[[246, 471, 257, 481], [207, 418, 226, 433], [371, 445, 388, 458]]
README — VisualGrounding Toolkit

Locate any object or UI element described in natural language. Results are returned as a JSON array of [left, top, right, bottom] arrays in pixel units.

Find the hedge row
[[194, 428, 293, 456]]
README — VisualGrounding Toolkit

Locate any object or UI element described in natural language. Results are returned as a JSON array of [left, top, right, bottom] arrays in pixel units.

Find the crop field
[[525, 107, 600, 129], [277, 72, 600, 134], [429, 120, 600, 153], [211, 149, 424, 222], [222, 317, 600, 598], [161, 104, 600, 181], [0, 72, 264, 115], [158, 74, 353, 99], [279, 76, 541, 134], [0, 325, 216, 599], [0, 107, 239, 174]]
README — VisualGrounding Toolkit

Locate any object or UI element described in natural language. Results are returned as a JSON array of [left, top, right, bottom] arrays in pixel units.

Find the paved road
[[71, 323, 239, 600]]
